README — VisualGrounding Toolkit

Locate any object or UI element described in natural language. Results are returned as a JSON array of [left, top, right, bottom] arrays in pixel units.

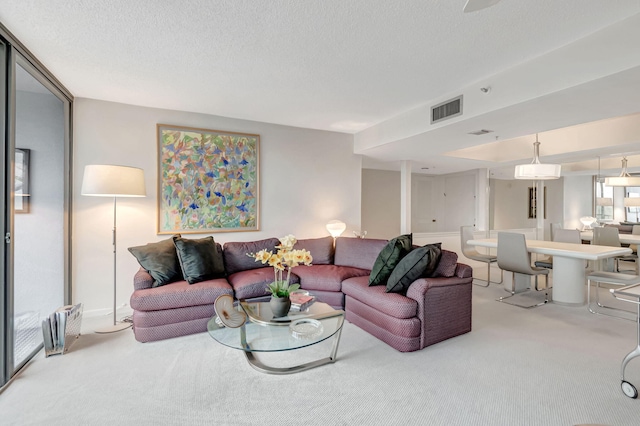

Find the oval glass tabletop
[[207, 302, 344, 353]]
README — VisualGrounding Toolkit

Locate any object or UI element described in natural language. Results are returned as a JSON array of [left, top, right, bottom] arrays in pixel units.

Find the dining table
[[467, 238, 632, 306], [580, 230, 640, 245]]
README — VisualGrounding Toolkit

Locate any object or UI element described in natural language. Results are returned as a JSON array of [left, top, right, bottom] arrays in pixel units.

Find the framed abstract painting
[[157, 124, 260, 234]]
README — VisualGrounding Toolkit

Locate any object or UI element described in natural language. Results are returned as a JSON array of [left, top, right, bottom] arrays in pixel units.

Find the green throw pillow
[[128, 236, 182, 287], [173, 236, 226, 284], [386, 243, 442, 294], [369, 234, 412, 286]]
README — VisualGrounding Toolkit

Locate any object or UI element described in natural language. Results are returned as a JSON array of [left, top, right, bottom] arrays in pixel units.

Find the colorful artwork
[[157, 124, 259, 234]]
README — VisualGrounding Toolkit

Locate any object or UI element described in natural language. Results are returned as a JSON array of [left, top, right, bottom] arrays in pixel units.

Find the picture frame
[[157, 124, 260, 234], [15, 148, 30, 214], [528, 186, 546, 219]]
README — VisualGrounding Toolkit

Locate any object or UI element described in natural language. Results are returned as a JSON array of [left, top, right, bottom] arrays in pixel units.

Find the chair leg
[[472, 261, 490, 287], [496, 272, 549, 309], [472, 262, 504, 287], [533, 274, 551, 291], [587, 278, 635, 321]]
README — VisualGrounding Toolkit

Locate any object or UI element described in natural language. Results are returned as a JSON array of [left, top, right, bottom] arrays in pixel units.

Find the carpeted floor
[[1, 284, 639, 426]]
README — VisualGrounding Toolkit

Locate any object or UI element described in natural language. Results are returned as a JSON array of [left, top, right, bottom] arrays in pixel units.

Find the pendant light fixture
[[514, 134, 561, 180], [604, 157, 640, 187]]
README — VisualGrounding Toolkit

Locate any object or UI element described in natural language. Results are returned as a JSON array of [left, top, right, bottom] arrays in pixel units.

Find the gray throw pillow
[[369, 234, 412, 286], [128, 236, 182, 287], [386, 243, 442, 294], [173, 236, 226, 284]]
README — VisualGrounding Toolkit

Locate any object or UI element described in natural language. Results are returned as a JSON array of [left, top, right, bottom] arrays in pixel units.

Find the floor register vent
[[431, 95, 463, 124]]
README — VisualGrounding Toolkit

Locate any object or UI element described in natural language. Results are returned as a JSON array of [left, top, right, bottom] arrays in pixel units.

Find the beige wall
[[361, 169, 401, 239], [73, 98, 362, 314], [490, 178, 564, 238]]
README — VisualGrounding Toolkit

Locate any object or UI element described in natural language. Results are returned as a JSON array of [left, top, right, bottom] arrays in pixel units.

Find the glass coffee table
[[207, 300, 345, 374]]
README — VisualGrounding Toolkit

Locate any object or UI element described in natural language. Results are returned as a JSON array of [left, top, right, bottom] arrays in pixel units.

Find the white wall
[[73, 98, 361, 314], [563, 175, 593, 229], [362, 169, 479, 238]]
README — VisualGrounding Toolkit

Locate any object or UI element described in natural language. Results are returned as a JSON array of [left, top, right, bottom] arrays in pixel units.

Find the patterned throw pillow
[[433, 249, 458, 278], [368, 234, 413, 286]]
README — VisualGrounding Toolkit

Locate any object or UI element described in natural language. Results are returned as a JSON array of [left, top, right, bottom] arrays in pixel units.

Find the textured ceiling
[[1, 0, 639, 134]]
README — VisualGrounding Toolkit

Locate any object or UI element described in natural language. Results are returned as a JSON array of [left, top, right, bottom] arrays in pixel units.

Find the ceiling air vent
[[468, 129, 493, 135], [431, 95, 463, 124]]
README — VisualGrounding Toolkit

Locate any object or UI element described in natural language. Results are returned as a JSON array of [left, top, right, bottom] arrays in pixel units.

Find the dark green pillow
[[369, 234, 412, 286], [172, 236, 226, 284], [386, 243, 442, 294], [128, 236, 182, 287]]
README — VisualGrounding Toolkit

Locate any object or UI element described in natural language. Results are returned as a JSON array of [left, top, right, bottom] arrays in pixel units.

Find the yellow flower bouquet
[[248, 234, 313, 298]]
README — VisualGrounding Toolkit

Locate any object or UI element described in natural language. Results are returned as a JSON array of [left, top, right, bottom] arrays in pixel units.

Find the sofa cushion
[[223, 238, 280, 275], [343, 276, 418, 319], [433, 249, 458, 278], [369, 234, 412, 286], [128, 236, 182, 287], [293, 264, 369, 292], [386, 243, 442, 293], [227, 267, 301, 300], [130, 278, 233, 311], [334, 237, 388, 270], [173, 236, 226, 284], [294, 236, 334, 265]]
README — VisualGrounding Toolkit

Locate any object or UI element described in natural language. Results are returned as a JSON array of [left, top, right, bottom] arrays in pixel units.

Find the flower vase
[[270, 295, 291, 318]]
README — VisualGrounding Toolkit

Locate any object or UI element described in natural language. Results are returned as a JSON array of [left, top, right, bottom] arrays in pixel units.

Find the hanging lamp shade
[[596, 197, 613, 206], [514, 134, 561, 180], [604, 157, 640, 187], [624, 197, 640, 207]]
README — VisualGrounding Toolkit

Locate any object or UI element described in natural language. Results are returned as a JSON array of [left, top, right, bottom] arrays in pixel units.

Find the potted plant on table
[[248, 235, 313, 317]]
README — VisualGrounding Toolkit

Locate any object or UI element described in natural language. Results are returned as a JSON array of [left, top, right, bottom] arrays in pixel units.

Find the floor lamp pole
[[95, 196, 131, 334]]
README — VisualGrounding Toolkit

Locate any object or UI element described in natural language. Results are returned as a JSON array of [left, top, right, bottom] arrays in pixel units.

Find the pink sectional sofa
[[130, 236, 473, 352]]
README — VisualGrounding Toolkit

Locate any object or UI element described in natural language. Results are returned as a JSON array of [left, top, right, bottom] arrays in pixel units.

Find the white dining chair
[[533, 228, 582, 270], [593, 227, 637, 272], [460, 226, 503, 287], [496, 232, 550, 308], [587, 271, 639, 321]]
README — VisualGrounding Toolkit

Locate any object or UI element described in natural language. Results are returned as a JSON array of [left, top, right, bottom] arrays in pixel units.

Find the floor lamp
[[81, 164, 146, 333]]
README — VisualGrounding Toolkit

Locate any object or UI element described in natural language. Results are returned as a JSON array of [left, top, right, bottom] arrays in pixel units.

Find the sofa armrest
[[405, 274, 473, 348], [455, 263, 472, 279], [134, 267, 154, 290]]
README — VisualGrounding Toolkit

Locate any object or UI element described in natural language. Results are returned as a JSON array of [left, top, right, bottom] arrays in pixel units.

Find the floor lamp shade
[[81, 165, 146, 197], [81, 164, 146, 334]]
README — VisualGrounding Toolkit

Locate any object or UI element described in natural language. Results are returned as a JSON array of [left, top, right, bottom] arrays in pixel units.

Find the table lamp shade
[[81, 165, 146, 197], [326, 220, 346, 237]]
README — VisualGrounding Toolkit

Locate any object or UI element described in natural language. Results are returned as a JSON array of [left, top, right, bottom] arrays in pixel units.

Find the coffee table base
[[241, 325, 343, 375]]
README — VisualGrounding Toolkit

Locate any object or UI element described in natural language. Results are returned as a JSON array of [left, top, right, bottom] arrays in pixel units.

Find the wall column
[[536, 179, 545, 240], [401, 160, 412, 234]]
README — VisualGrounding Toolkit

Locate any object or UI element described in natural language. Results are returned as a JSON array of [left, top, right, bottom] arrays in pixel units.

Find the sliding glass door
[[0, 29, 72, 388], [11, 59, 68, 370]]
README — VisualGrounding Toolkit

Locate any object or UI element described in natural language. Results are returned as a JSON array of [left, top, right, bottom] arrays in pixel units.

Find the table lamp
[[326, 220, 346, 238], [579, 216, 598, 231]]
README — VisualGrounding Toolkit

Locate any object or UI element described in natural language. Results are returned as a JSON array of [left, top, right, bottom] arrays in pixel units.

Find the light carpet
[[1, 285, 639, 426]]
